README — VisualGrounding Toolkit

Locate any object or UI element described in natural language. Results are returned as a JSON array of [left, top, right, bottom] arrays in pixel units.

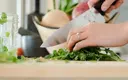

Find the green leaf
[[59, 0, 78, 15], [8, 49, 17, 56], [0, 52, 8, 62], [66, 0, 78, 11], [0, 37, 3, 44], [45, 47, 124, 61], [1, 12, 7, 19], [65, 60, 69, 63], [66, 0, 73, 9], [108, 50, 122, 61], [0, 12, 7, 24], [59, 0, 62, 10], [65, 3, 78, 15], [7, 56, 17, 63], [59, 0, 67, 11], [5, 32, 10, 37], [3, 46, 8, 52]]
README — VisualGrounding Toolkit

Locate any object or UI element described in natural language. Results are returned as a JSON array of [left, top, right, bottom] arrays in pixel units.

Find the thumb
[[101, 0, 115, 11]]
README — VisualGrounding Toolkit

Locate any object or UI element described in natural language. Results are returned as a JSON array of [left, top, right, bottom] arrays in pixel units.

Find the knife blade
[[41, 7, 105, 48]]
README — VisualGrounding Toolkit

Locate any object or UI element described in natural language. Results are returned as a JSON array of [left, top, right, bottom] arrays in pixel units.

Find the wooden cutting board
[[0, 60, 128, 79]]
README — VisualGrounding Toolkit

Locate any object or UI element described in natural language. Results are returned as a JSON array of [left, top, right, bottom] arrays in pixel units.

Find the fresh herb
[[45, 47, 124, 61], [0, 49, 17, 63], [65, 60, 69, 63]]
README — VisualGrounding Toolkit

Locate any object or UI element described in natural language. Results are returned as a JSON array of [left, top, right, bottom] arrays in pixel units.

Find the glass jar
[[0, 13, 18, 52]]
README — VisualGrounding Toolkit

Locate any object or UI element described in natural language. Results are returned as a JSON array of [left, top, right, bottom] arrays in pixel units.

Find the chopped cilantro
[[45, 47, 124, 61]]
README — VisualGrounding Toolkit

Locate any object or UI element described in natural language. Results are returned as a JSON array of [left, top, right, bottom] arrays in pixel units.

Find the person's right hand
[[88, 0, 124, 13]]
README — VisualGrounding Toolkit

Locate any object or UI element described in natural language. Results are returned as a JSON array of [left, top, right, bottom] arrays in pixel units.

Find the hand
[[67, 22, 128, 51], [88, 0, 124, 13]]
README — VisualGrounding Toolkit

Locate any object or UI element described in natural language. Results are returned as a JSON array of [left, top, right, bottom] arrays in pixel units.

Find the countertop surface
[[0, 60, 128, 78]]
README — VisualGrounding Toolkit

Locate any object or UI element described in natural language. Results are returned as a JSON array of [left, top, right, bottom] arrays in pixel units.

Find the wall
[[115, 0, 128, 23], [0, 0, 16, 13], [117, 0, 128, 60]]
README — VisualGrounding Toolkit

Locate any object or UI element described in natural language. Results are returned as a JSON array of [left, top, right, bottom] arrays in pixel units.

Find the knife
[[41, 0, 117, 48]]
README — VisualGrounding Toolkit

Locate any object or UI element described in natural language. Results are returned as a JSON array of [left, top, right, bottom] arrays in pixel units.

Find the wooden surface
[[0, 61, 128, 78]]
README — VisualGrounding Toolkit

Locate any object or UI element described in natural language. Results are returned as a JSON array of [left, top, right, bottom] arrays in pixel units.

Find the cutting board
[[0, 60, 128, 79]]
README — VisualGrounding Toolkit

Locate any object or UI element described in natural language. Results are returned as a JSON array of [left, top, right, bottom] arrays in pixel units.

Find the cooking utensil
[[18, 27, 49, 57], [21, 35, 49, 57], [18, 27, 38, 36]]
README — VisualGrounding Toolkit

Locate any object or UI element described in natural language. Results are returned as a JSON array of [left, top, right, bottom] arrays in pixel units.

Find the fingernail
[[73, 47, 77, 51], [102, 7, 108, 11]]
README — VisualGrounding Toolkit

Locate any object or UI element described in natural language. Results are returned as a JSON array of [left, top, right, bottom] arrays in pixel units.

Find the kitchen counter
[[0, 61, 128, 79]]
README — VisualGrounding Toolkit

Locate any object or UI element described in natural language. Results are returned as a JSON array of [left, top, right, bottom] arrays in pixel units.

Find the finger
[[67, 32, 88, 51], [73, 40, 89, 51], [106, 0, 123, 13], [88, 0, 99, 7], [67, 27, 86, 43], [101, 0, 115, 11], [114, 0, 124, 9], [106, 6, 115, 13], [73, 39, 98, 51]]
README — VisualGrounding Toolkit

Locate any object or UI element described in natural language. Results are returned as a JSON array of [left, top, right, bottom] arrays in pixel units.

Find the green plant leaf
[[45, 47, 124, 61], [59, 0, 67, 11], [66, 0, 73, 9], [59, 0, 78, 16], [0, 12, 7, 24], [5, 32, 10, 37], [3, 46, 8, 52], [59, 0, 62, 10], [65, 3, 78, 15], [0, 37, 3, 44]]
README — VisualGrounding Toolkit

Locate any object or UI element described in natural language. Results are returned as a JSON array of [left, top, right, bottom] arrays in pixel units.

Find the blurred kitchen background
[[0, 0, 128, 59]]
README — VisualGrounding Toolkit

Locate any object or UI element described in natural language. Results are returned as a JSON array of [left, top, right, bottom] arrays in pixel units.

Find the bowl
[[33, 16, 59, 42]]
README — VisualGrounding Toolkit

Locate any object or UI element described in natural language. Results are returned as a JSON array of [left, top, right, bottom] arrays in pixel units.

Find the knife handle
[[94, 0, 118, 16]]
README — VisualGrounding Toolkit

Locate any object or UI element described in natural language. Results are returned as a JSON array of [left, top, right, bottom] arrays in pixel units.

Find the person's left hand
[[67, 22, 128, 51]]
